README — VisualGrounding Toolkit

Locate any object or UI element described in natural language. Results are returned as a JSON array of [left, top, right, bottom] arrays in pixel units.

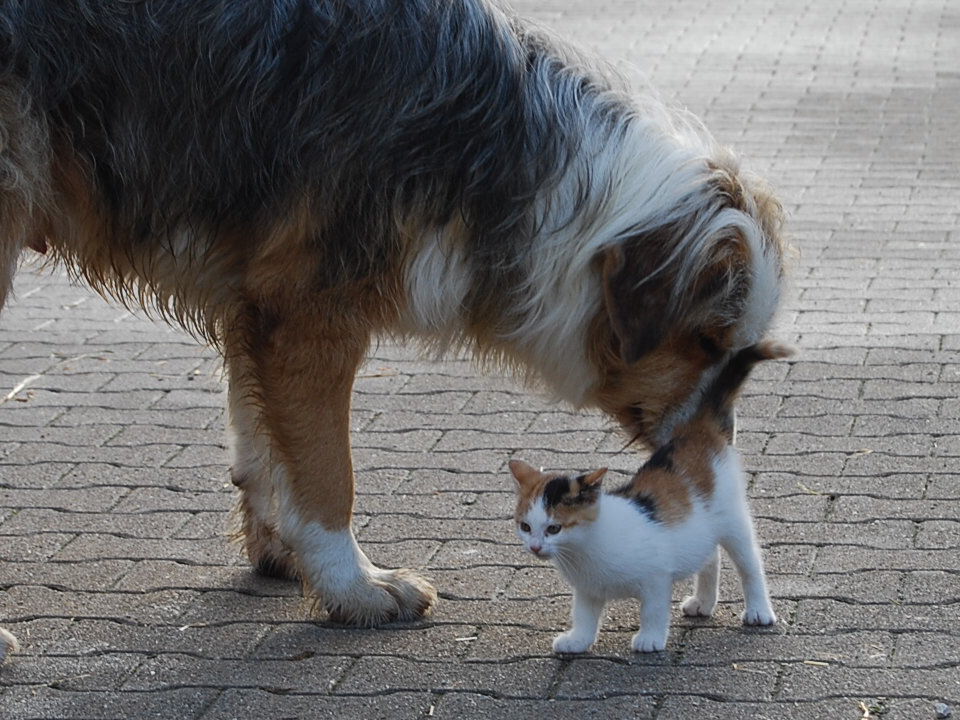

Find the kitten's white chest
[[554, 494, 718, 600]]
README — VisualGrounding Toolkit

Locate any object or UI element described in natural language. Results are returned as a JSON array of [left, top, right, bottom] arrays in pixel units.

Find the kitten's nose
[[530, 544, 543, 555]]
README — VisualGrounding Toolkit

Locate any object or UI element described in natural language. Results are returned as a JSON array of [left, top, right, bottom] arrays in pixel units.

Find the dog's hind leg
[[228, 308, 437, 626], [226, 366, 298, 580]]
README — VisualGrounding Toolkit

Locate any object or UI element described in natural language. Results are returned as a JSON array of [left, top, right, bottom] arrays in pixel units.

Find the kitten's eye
[[519, 522, 531, 533], [546, 524, 562, 535]]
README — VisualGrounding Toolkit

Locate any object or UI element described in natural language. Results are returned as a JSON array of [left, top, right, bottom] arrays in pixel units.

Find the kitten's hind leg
[[681, 547, 720, 618], [632, 576, 672, 652], [553, 591, 605, 654], [721, 519, 776, 626]]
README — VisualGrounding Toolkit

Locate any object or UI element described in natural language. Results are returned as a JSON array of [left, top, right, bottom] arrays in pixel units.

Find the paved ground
[[1, 0, 958, 718]]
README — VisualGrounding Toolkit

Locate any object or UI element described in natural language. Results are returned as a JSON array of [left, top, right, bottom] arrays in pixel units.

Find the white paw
[[631, 631, 667, 653], [0, 627, 19, 665], [322, 568, 437, 627], [552, 632, 594, 654], [742, 605, 777, 626], [681, 595, 716, 618]]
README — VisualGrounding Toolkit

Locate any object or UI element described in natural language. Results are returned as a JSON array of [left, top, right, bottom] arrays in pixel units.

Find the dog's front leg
[[231, 310, 436, 626]]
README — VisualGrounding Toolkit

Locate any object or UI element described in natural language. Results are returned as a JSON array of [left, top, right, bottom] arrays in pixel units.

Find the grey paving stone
[[4, 586, 198, 624], [112, 562, 281, 595], [335, 656, 559, 697], [0, 686, 217, 720], [0, 653, 144, 691], [556, 660, 780, 701], [0, 534, 76, 563], [123, 653, 353, 692], [0, 560, 134, 592], [0, 509, 191, 538], [201, 690, 430, 720], [7, 618, 266, 658], [255, 622, 480, 661], [433, 693, 658, 719], [656, 697, 859, 720], [771, 571, 903, 604], [901, 571, 960, 604], [794, 600, 960, 633], [778, 663, 960, 703], [56, 464, 228, 492], [0, 462, 75, 490]]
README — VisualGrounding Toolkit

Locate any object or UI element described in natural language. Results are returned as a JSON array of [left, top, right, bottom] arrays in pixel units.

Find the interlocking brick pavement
[[1, 0, 958, 718]]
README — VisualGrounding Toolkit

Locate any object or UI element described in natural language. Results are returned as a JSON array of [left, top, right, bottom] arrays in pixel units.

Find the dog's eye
[[546, 524, 562, 535], [519, 522, 531, 533]]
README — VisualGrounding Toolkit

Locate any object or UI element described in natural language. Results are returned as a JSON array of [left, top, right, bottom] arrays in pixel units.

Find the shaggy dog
[[0, 0, 786, 650]]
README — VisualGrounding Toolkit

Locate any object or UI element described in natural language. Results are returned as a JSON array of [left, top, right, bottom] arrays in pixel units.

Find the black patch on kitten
[[628, 493, 658, 521], [643, 440, 676, 472], [543, 475, 599, 508], [543, 476, 572, 509], [610, 481, 659, 522]]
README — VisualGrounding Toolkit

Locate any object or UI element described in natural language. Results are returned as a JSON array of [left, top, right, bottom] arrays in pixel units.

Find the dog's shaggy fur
[[0, 0, 786, 649]]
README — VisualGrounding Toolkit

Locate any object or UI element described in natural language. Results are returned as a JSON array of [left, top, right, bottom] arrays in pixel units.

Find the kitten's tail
[[700, 339, 793, 423]]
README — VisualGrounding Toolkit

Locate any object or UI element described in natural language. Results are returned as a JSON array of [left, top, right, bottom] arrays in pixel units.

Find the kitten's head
[[508, 460, 607, 559]]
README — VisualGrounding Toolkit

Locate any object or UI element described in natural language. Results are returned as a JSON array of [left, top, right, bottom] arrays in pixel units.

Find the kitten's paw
[[552, 632, 594, 654], [631, 631, 667, 653], [742, 605, 777, 626], [681, 595, 716, 618]]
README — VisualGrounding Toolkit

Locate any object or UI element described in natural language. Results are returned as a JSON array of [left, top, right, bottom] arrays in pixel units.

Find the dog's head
[[589, 161, 787, 448]]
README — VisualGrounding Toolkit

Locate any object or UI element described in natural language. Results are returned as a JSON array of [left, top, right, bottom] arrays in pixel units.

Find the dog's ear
[[683, 229, 753, 356], [601, 244, 669, 365], [602, 225, 756, 366]]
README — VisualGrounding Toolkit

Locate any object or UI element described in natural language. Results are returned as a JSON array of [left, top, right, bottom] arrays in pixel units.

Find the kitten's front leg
[[681, 547, 720, 617], [632, 576, 672, 652], [553, 591, 605, 654]]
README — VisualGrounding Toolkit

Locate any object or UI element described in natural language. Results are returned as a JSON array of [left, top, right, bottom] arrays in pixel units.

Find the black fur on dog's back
[[1, 0, 617, 285]]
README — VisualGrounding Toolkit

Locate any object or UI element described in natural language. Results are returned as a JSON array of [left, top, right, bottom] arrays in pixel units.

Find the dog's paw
[[631, 630, 667, 653], [0, 628, 19, 665], [552, 632, 593, 654], [324, 568, 437, 627], [742, 605, 777, 626], [681, 595, 716, 618]]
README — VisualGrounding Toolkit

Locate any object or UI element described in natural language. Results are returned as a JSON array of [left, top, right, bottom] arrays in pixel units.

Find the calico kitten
[[509, 340, 790, 654]]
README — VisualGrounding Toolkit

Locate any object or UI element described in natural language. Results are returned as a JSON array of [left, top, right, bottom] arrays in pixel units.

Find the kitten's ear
[[509, 460, 541, 489], [583, 467, 607, 488]]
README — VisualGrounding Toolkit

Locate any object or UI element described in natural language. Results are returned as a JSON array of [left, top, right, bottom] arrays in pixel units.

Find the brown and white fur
[[509, 341, 791, 654], [0, 0, 787, 656]]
